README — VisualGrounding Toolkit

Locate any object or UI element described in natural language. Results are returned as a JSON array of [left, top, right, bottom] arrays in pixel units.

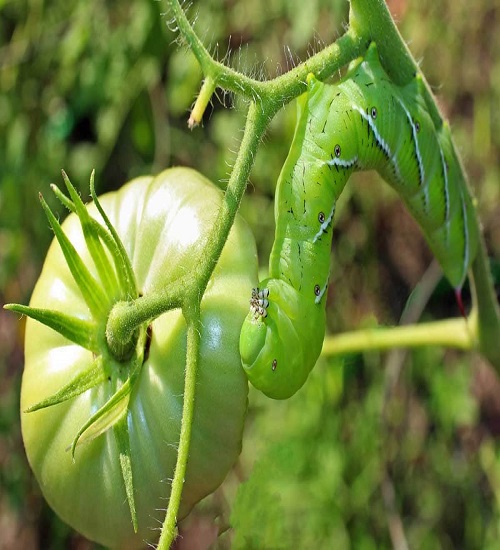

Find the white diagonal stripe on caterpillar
[[394, 96, 429, 212], [313, 204, 336, 243]]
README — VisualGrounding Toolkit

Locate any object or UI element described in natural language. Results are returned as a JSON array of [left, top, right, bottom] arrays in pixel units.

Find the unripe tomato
[[20, 167, 257, 548]]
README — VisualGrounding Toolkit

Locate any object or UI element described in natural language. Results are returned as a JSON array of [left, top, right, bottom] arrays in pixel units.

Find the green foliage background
[[1, 0, 500, 547]]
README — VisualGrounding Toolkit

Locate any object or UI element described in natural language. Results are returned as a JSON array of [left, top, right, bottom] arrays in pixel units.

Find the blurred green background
[[1, 0, 500, 548]]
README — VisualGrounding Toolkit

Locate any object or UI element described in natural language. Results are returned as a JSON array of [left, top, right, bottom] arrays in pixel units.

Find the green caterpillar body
[[240, 42, 478, 399]]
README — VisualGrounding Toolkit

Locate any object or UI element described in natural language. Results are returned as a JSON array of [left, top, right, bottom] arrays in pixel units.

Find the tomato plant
[[12, 167, 257, 549]]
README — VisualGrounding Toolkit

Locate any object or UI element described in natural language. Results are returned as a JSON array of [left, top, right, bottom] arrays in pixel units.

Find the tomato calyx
[[5, 170, 148, 531]]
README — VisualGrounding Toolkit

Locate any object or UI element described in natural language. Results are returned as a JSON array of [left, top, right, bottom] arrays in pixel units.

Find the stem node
[[106, 301, 140, 362]]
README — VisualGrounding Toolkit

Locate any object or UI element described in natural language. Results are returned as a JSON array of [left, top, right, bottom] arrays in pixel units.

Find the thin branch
[[158, 302, 202, 549], [321, 317, 473, 357], [166, 0, 365, 112]]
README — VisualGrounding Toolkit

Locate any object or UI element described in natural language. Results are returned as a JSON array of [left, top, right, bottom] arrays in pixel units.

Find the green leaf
[[39, 192, 109, 319], [4, 303, 99, 352], [24, 355, 106, 412]]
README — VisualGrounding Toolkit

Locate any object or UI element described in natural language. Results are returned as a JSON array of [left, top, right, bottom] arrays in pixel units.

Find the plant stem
[[194, 101, 268, 296], [166, 0, 266, 100], [105, 278, 185, 355], [167, 0, 365, 108], [321, 317, 474, 357], [470, 236, 500, 367], [157, 302, 202, 550], [348, 0, 419, 82]]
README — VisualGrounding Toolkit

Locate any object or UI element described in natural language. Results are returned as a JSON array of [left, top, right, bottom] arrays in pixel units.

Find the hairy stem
[[152, 39, 277, 547], [470, 237, 500, 366], [167, 0, 365, 109], [157, 302, 202, 550], [193, 100, 268, 296], [105, 278, 186, 355]]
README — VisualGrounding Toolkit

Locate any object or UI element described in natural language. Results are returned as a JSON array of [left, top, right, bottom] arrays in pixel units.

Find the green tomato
[[20, 167, 257, 548]]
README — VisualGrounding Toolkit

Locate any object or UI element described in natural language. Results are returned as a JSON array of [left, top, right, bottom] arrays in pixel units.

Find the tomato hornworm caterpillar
[[239, 42, 479, 399]]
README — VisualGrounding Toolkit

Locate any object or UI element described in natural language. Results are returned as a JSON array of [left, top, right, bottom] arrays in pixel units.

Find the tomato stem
[[39, 192, 109, 319], [157, 303, 202, 549], [105, 281, 185, 360]]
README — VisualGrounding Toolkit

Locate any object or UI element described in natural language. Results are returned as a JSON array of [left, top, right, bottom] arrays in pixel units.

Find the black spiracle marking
[[272, 359, 277, 371], [370, 106, 377, 119], [334, 144, 341, 157], [318, 211, 325, 223], [415, 120, 420, 132], [314, 284, 321, 296]]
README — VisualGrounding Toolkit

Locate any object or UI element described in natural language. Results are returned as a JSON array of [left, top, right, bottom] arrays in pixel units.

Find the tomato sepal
[[89, 173, 137, 297], [24, 356, 106, 413], [12, 174, 148, 528], [61, 170, 118, 296], [50, 181, 136, 296], [4, 303, 99, 352], [114, 415, 138, 532], [39, 192, 109, 318], [69, 362, 136, 457]]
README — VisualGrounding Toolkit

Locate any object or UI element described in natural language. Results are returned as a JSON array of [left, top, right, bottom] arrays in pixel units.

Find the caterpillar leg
[[249, 287, 269, 318]]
